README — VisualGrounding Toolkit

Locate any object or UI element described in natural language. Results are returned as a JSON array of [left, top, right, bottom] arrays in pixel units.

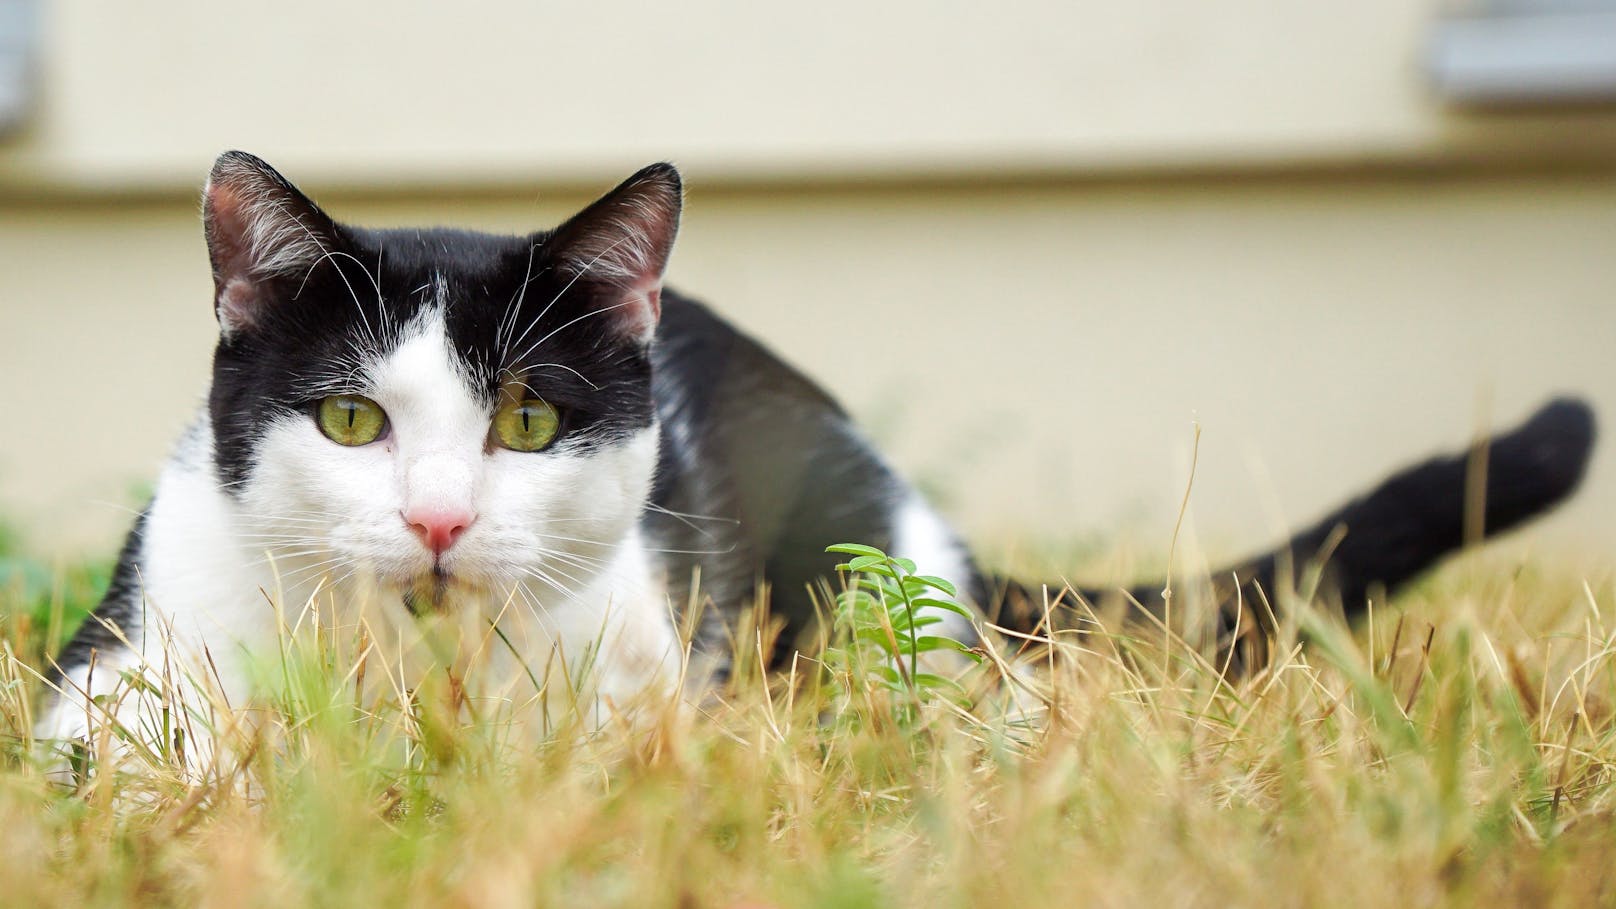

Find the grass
[[0, 532, 1613, 908]]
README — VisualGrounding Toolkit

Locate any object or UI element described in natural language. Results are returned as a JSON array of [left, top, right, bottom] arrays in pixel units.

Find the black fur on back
[[645, 292, 961, 653]]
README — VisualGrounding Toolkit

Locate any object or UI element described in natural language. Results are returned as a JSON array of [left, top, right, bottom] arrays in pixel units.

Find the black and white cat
[[37, 152, 1596, 751]]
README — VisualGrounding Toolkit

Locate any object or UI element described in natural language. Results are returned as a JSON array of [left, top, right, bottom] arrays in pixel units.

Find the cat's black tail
[[993, 397, 1597, 660]]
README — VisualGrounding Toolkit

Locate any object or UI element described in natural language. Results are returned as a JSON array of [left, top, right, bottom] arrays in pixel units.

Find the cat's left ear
[[202, 151, 339, 336], [544, 163, 682, 345]]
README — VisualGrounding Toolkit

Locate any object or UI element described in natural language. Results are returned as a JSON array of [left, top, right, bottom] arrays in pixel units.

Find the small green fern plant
[[821, 543, 981, 724]]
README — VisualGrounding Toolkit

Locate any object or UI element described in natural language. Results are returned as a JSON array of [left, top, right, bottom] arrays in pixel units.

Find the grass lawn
[[1, 535, 1612, 908]]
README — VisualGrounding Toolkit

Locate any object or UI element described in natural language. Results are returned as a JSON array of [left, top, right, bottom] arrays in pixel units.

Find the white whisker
[[504, 235, 637, 369], [509, 301, 630, 367]]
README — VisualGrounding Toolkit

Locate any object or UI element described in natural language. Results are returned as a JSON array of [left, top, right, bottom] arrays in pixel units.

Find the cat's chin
[[398, 569, 481, 617]]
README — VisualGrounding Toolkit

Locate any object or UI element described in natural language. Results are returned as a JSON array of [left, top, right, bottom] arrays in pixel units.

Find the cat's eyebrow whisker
[[509, 301, 630, 367], [503, 234, 634, 365], [279, 208, 384, 351], [376, 247, 394, 338], [519, 362, 600, 391], [496, 242, 545, 356], [298, 247, 387, 351], [502, 266, 554, 351]]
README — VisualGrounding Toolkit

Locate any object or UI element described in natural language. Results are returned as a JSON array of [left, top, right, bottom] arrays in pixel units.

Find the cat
[[35, 151, 1596, 760]]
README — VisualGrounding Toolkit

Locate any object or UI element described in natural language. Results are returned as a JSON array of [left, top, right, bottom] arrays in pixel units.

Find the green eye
[[492, 398, 561, 452], [316, 395, 388, 446]]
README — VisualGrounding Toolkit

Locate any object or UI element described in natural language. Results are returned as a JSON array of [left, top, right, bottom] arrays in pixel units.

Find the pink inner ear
[[217, 276, 263, 334], [617, 284, 662, 342], [203, 156, 337, 336], [204, 161, 330, 285], [205, 183, 254, 279], [205, 183, 273, 335]]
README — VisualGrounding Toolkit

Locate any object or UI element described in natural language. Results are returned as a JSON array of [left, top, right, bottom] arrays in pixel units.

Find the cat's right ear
[[542, 163, 683, 345], [202, 151, 337, 336]]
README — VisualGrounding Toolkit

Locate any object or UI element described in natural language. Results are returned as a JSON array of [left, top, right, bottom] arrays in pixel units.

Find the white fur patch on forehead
[[366, 308, 490, 450]]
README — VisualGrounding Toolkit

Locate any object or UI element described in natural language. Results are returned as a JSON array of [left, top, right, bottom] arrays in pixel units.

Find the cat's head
[[200, 151, 680, 610]]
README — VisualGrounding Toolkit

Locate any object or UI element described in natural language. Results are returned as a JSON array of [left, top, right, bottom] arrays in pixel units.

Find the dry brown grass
[[2, 551, 1614, 908]]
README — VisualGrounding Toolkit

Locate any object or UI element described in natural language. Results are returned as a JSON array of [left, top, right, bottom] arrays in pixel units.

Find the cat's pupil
[[522, 409, 530, 431]]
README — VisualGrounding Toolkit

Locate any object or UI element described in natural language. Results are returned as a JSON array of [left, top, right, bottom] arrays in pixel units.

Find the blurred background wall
[[2, 0, 1614, 573]]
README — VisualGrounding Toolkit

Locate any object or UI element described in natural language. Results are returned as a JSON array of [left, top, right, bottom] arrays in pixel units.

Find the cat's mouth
[[401, 565, 455, 617]]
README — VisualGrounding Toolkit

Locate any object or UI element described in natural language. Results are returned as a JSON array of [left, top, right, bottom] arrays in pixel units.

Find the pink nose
[[404, 507, 475, 556]]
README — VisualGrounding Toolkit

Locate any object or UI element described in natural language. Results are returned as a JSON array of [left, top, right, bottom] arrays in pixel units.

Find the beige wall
[[4, 170, 1614, 568], [5, 1, 1616, 192]]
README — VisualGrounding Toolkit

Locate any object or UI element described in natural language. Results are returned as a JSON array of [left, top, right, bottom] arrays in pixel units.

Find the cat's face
[[199, 153, 680, 609]]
